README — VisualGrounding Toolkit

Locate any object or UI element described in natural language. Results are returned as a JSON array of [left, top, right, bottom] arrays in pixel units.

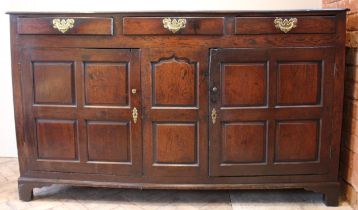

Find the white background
[[0, 0, 322, 157]]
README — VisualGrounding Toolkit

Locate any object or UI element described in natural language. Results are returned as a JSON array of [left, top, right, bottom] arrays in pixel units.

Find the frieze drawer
[[17, 17, 114, 35], [235, 16, 336, 34], [123, 17, 224, 35]]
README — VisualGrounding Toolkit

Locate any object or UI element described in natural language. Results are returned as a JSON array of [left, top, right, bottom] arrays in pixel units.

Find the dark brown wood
[[84, 63, 129, 105], [275, 120, 319, 162], [142, 48, 208, 177], [221, 63, 266, 106], [36, 119, 78, 160], [18, 182, 33, 201], [17, 17, 113, 35], [235, 16, 336, 34], [221, 122, 266, 163], [33, 62, 75, 104], [277, 63, 321, 105], [305, 182, 340, 206], [123, 17, 224, 35], [20, 48, 142, 176], [155, 123, 197, 163], [153, 58, 196, 106], [8, 10, 346, 206], [209, 47, 335, 177], [87, 121, 130, 162]]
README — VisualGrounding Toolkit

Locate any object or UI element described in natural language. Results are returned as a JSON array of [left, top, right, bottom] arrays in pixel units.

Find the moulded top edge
[[6, 8, 349, 15]]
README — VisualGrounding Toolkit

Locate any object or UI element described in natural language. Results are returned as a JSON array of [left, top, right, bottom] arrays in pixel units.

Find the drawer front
[[17, 17, 113, 35], [123, 17, 224, 35], [235, 16, 336, 34]]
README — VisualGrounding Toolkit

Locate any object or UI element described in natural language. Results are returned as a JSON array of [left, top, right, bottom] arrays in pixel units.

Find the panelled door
[[209, 48, 335, 176], [142, 48, 208, 177], [21, 48, 142, 176]]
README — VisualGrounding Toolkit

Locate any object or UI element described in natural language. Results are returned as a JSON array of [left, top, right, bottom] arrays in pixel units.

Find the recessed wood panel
[[277, 63, 321, 105], [87, 121, 130, 162], [221, 122, 266, 164], [154, 123, 197, 164], [221, 63, 266, 106], [275, 120, 320, 162], [36, 119, 77, 160], [153, 58, 196, 106], [85, 63, 128, 106], [33, 62, 74, 104]]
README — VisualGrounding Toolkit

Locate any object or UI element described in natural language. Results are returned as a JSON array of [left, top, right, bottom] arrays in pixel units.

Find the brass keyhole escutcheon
[[132, 107, 138, 124], [211, 108, 217, 124]]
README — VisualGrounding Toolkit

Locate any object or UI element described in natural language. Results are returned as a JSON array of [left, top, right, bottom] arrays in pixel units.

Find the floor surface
[[0, 158, 353, 210]]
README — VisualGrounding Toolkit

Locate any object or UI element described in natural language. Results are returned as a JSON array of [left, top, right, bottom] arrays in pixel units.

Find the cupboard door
[[142, 48, 208, 177], [209, 48, 335, 176], [21, 48, 142, 176]]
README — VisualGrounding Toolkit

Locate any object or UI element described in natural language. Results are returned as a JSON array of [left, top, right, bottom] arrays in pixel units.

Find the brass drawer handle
[[274, 17, 297, 33], [132, 107, 138, 124], [52, 18, 75, 33], [211, 108, 217, 124], [162, 18, 186, 33]]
